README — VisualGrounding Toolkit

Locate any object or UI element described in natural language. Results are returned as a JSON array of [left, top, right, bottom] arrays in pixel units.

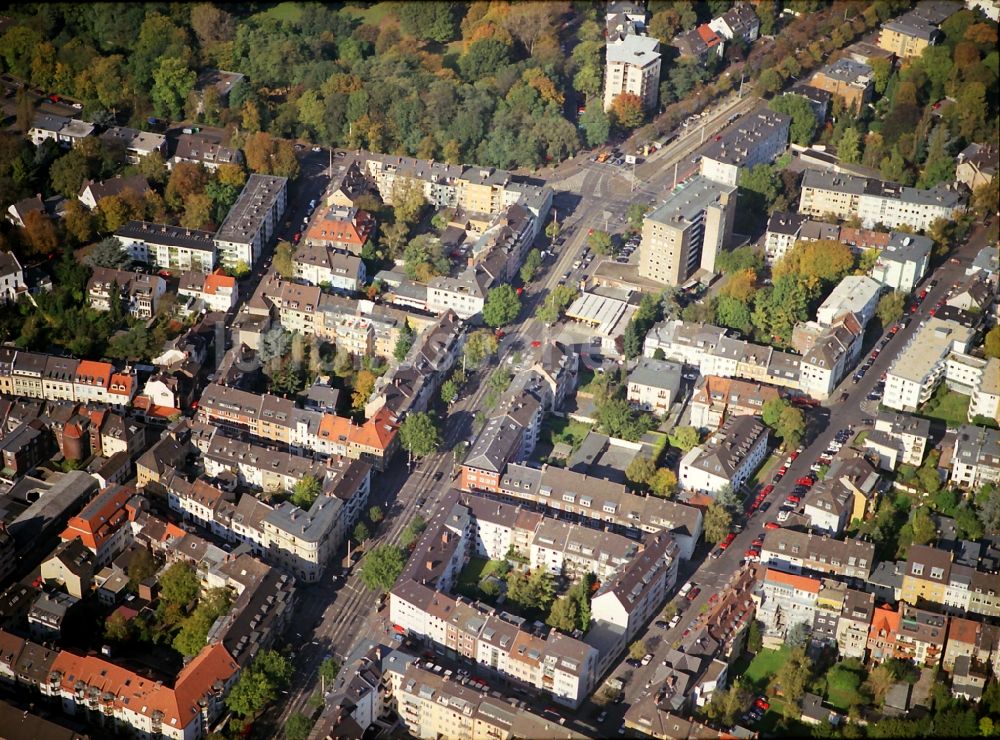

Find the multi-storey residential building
[[883, 317, 974, 411], [698, 107, 790, 187], [956, 142, 998, 191], [970, 358, 1000, 424], [87, 267, 166, 319], [0, 251, 25, 304], [870, 232, 932, 292], [671, 24, 724, 61], [116, 220, 217, 273], [427, 266, 491, 319], [169, 132, 242, 171], [679, 415, 769, 495], [755, 568, 821, 646], [303, 205, 374, 254], [178, 269, 238, 313], [808, 58, 874, 113], [895, 603, 948, 667], [495, 463, 703, 561], [901, 544, 954, 607], [943, 617, 1000, 674], [836, 588, 875, 659], [865, 411, 931, 470], [638, 176, 736, 286], [799, 170, 963, 230], [603, 33, 661, 112], [626, 358, 682, 417], [813, 580, 851, 647], [816, 276, 882, 328], [877, 0, 958, 58], [213, 174, 287, 269], [689, 376, 780, 431], [59, 484, 134, 565], [28, 113, 94, 148], [292, 243, 366, 292], [99, 126, 168, 164], [708, 3, 760, 42], [759, 528, 876, 581], [764, 211, 809, 265], [802, 454, 881, 536], [951, 424, 1000, 488], [78, 175, 151, 210]]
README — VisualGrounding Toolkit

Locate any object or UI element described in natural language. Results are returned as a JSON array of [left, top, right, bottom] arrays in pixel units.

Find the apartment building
[[213, 174, 287, 269], [679, 415, 769, 495], [815, 581, 850, 649], [86, 267, 167, 319], [836, 588, 875, 659], [951, 424, 1000, 488], [759, 528, 876, 581], [603, 33, 662, 112], [116, 220, 217, 274], [901, 544, 953, 607], [671, 24, 724, 62], [883, 317, 974, 411], [387, 657, 584, 740], [764, 211, 809, 265], [956, 142, 998, 191], [943, 618, 1000, 674], [627, 358, 682, 417], [590, 531, 679, 649], [390, 580, 599, 707], [59, 484, 133, 565], [865, 411, 931, 469], [708, 3, 760, 42], [170, 132, 242, 171], [28, 113, 94, 148], [808, 58, 874, 113], [970, 358, 1000, 424], [495, 463, 703, 561], [638, 176, 737, 286], [799, 170, 963, 230], [870, 232, 932, 292], [303, 205, 374, 254], [99, 126, 168, 164], [698, 107, 790, 187], [755, 568, 821, 647], [293, 243, 366, 292], [878, 0, 958, 58], [895, 603, 948, 667], [802, 454, 881, 536], [689, 376, 780, 431], [817, 276, 882, 328], [427, 266, 491, 319], [178, 269, 238, 313]]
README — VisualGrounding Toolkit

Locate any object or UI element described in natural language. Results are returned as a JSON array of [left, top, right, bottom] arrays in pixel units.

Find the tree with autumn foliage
[[773, 239, 855, 288], [21, 210, 59, 256], [610, 93, 645, 130]]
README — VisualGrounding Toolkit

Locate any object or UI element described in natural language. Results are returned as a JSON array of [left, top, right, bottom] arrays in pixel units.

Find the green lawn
[[919, 387, 970, 428], [545, 416, 593, 451], [259, 2, 303, 21], [342, 3, 397, 25], [456, 557, 507, 598], [742, 646, 791, 690]]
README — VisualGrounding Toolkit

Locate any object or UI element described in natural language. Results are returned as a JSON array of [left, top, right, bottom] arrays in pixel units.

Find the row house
[[678, 415, 769, 495], [754, 568, 821, 647], [389, 580, 598, 708], [28, 113, 94, 148], [801, 453, 881, 536], [944, 617, 1000, 676], [760, 528, 876, 582], [0, 352, 134, 407], [293, 243, 366, 293], [59, 484, 134, 566], [689, 375, 781, 431], [495, 463, 703, 561], [837, 588, 876, 659]]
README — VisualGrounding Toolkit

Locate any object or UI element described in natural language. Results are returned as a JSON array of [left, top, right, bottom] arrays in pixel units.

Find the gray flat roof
[[647, 175, 736, 226]]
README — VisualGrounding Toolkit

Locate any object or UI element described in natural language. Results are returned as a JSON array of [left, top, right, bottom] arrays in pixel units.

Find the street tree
[[520, 249, 542, 283], [704, 503, 733, 544], [400, 412, 442, 458], [610, 92, 644, 129], [353, 522, 370, 543], [482, 284, 521, 327], [440, 377, 460, 404], [579, 105, 611, 147], [587, 229, 613, 255], [877, 291, 907, 327], [359, 545, 406, 593], [463, 329, 499, 369]]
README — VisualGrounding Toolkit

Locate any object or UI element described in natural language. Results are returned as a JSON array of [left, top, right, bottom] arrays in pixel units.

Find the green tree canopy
[[482, 284, 521, 327], [769, 94, 818, 145], [399, 411, 442, 458], [289, 475, 321, 509], [359, 545, 406, 593]]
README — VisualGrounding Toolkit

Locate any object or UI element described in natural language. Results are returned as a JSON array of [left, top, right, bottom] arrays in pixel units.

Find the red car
[[687, 587, 701, 601], [777, 466, 787, 476], [530, 341, 542, 348], [516, 287, 524, 296], [796, 477, 813, 487], [786, 495, 801, 504], [752, 536, 764, 547], [760, 484, 774, 496], [765, 521, 781, 530], [755, 697, 770, 711], [745, 548, 760, 559], [910, 304, 918, 313], [789, 451, 799, 461], [495, 329, 505, 339], [292, 232, 301, 244], [719, 533, 736, 549]]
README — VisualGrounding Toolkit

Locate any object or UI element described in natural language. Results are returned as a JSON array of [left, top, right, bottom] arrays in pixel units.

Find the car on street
[[641, 654, 653, 666], [744, 548, 760, 561], [687, 587, 701, 601], [669, 615, 681, 628], [719, 533, 736, 549], [777, 509, 791, 522], [765, 521, 780, 530], [679, 582, 692, 597], [786, 495, 801, 504], [796, 476, 814, 486], [760, 484, 774, 496], [755, 697, 771, 711]]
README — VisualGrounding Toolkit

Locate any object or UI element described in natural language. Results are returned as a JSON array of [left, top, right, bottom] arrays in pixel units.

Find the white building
[[0, 251, 26, 304], [293, 243, 366, 292], [626, 358, 683, 416], [115, 220, 217, 274], [883, 317, 974, 411], [699, 107, 791, 188], [426, 266, 491, 319], [679, 415, 769, 495], [213, 174, 287, 269], [970, 358, 1000, 424], [816, 276, 882, 328], [764, 212, 808, 265], [870, 232, 932, 293], [177, 270, 238, 313], [708, 3, 760, 43], [99, 126, 168, 164], [951, 425, 1000, 489], [603, 33, 662, 112], [28, 113, 94, 148]]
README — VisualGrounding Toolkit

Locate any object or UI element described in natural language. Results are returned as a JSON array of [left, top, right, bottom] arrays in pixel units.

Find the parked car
[[687, 587, 701, 601], [765, 521, 781, 530]]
